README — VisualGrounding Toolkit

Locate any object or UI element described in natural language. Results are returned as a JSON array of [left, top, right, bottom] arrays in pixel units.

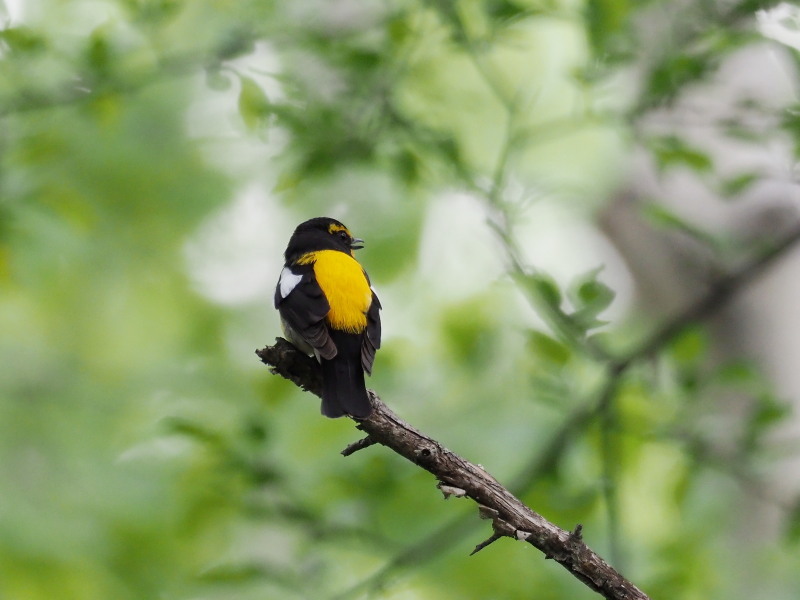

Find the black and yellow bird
[[275, 217, 381, 418]]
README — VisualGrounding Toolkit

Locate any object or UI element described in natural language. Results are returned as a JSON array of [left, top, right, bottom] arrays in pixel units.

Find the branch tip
[[470, 532, 502, 556], [341, 435, 378, 457], [257, 340, 653, 600], [570, 523, 584, 542]]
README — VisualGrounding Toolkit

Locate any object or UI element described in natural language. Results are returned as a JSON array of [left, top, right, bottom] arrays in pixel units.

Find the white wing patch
[[279, 267, 303, 298]]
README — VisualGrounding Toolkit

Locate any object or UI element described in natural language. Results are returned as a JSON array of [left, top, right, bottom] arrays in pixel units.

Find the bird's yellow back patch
[[297, 250, 371, 333]]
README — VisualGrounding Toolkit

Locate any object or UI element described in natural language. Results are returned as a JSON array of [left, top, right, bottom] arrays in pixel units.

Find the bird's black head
[[284, 217, 364, 263]]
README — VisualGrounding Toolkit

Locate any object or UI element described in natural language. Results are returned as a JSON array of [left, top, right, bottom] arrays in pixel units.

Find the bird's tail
[[320, 330, 371, 419]]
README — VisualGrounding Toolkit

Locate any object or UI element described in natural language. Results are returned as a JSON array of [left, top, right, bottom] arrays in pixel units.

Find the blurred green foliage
[[1, 1, 799, 599]]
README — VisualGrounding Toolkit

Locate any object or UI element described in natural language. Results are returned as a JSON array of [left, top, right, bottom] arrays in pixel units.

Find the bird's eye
[[337, 231, 349, 241]]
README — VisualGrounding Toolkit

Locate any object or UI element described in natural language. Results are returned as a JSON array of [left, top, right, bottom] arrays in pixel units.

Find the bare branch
[[610, 221, 800, 373], [470, 532, 503, 556], [341, 435, 377, 457], [256, 222, 800, 600], [257, 338, 651, 600], [329, 403, 595, 599]]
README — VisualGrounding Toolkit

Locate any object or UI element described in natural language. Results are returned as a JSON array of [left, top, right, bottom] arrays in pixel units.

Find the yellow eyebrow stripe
[[327, 223, 351, 236], [296, 250, 371, 332]]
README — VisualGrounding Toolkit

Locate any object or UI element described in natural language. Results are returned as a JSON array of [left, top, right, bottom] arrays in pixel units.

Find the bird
[[275, 217, 381, 418]]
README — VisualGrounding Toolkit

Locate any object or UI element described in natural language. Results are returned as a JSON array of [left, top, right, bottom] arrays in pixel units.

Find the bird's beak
[[350, 238, 364, 250]]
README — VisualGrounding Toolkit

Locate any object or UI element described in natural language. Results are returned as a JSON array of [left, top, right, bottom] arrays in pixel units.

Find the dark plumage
[[274, 217, 381, 418]]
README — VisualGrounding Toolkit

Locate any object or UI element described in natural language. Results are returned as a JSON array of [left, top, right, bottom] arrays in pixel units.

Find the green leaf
[[781, 105, 800, 157], [751, 393, 789, 431], [520, 272, 602, 341], [436, 137, 463, 169], [528, 330, 571, 367], [238, 75, 271, 131], [650, 135, 714, 173], [387, 14, 412, 45], [526, 272, 563, 311], [347, 48, 382, 70], [0, 25, 46, 53], [164, 417, 225, 449], [393, 148, 422, 185], [786, 497, 800, 543], [485, 0, 528, 23], [719, 172, 760, 197], [586, 0, 632, 60], [215, 26, 256, 60], [567, 267, 614, 331], [732, 0, 787, 21], [669, 327, 707, 367], [721, 118, 768, 142], [87, 25, 112, 77], [641, 203, 720, 249], [742, 392, 790, 453], [568, 267, 614, 312], [713, 360, 760, 385], [199, 563, 290, 584], [641, 52, 713, 109], [272, 170, 300, 193]]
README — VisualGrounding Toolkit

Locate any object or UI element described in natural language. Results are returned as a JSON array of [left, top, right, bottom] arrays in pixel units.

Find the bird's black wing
[[362, 289, 381, 374], [275, 263, 337, 360]]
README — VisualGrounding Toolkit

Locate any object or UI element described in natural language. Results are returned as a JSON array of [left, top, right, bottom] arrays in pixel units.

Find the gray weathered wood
[[257, 339, 650, 600]]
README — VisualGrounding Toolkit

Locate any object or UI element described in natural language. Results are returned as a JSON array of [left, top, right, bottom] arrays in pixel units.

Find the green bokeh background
[[2, 1, 799, 599]]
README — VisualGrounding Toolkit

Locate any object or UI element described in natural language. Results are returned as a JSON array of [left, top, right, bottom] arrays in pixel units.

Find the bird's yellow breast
[[297, 250, 372, 333]]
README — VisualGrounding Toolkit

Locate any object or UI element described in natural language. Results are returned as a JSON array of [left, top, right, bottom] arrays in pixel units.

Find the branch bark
[[256, 339, 651, 600]]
